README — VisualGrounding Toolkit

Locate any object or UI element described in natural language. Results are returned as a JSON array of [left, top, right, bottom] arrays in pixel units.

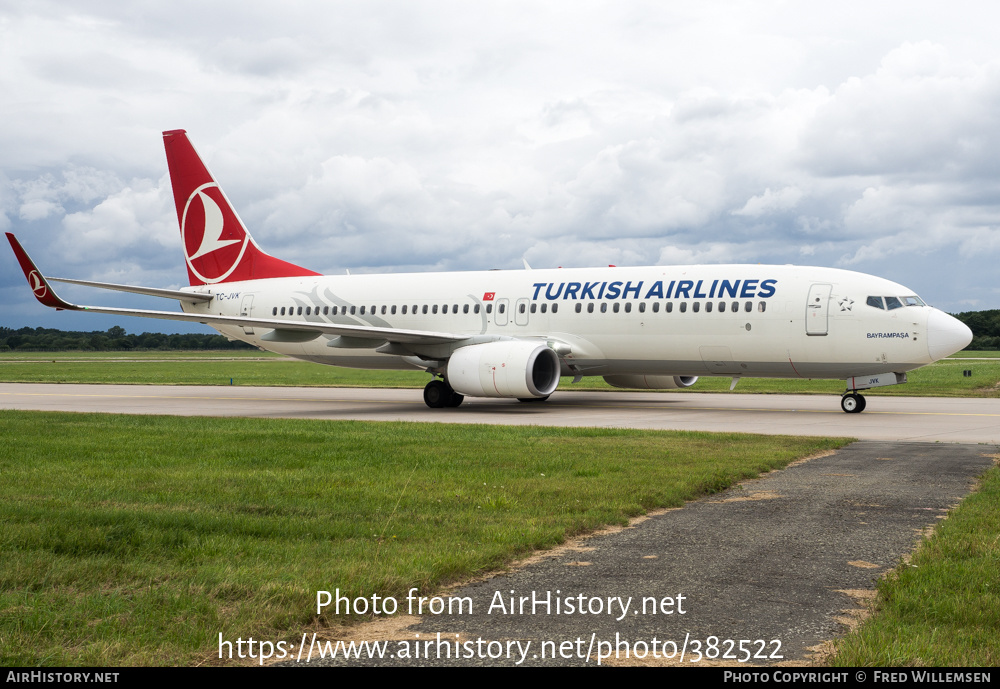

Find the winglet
[[5, 233, 79, 310]]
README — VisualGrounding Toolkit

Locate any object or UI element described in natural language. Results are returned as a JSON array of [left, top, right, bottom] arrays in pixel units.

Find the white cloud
[[4, 0, 1000, 326]]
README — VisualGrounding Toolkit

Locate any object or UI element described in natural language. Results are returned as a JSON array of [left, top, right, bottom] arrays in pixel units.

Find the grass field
[[0, 410, 848, 666], [830, 462, 1000, 666], [1, 350, 998, 397]]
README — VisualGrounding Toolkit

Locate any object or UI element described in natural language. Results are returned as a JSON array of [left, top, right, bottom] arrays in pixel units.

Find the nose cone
[[927, 309, 973, 361]]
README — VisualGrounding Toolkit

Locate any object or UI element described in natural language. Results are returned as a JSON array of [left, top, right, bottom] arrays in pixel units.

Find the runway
[[2, 383, 999, 443]]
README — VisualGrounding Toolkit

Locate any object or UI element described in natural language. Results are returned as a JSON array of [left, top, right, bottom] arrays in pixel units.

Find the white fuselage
[[182, 264, 962, 382]]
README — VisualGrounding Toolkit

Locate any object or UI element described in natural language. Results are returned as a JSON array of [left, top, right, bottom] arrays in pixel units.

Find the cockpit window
[[867, 296, 884, 309], [902, 296, 925, 307], [885, 296, 903, 310]]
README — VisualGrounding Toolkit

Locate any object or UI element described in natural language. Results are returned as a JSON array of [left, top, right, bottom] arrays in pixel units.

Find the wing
[[6, 233, 467, 347]]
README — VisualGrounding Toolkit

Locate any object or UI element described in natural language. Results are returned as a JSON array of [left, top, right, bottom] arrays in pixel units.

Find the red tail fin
[[163, 130, 319, 285]]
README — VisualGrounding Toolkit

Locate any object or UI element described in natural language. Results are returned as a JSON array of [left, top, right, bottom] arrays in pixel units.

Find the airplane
[[7, 129, 974, 413]]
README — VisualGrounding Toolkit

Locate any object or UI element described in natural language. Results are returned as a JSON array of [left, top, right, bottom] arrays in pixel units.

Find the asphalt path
[[3, 383, 998, 665], [2, 383, 1000, 443], [288, 442, 996, 667]]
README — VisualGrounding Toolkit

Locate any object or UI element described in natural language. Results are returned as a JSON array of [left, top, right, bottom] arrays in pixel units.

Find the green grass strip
[[1, 351, 997, 397], [0, 410, 847, 666], [829, 460, 1000, 667]]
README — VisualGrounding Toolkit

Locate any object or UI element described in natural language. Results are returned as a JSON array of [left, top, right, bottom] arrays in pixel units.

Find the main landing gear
[[423, 379, 464, 409], [841, 392, 867, 414]]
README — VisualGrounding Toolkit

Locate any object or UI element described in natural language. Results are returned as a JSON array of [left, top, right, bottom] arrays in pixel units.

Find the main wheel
[[841, 393, 865, 413], [446, 391, 465, 408], [423, 380, 449, 408]]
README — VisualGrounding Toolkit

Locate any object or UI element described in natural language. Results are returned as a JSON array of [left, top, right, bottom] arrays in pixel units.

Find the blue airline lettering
[[644, 282, 663, 299], [622, 281, 642, 299], [524, 277, 779, 300], [719, 279, 739, 298]]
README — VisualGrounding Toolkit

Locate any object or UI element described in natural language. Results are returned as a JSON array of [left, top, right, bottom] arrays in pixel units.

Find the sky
[[2, 0, 999, 334]]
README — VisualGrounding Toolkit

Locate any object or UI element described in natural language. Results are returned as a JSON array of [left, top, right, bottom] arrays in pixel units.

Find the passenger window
[[463, 304, 469, 314], [391, 305, 396, 315], [692, 302, 700, 313], [422, 305, 428, 314], [867, 296, 884, 309], [639, 302, 645, 313], [272, 307, 277, 316], [530, 303, 536, 313], [432, 305, 438, 314], [359, 306, 365, 315], [745, 301, 752, 312], [499, 304, 506, 314], [519, 303, 525, 314], [381, 305, 387, 315], [541, 303, 548, 313], [298, 307, 303, 316], [625, 303, 632, 313], [666, 302, 673, 313], [401, 305, 407, 314], [474, 304, 480, 314], [349, 306, 355, 315], [731, 301, 738, 313], [652, 302, 660, 313], [575, 303, 582, 313], [486, 304, 492, 314], [441, 305, 447, 314], [587, 303, 594, 313], [613, 303, 620, 313], [324, 306, 329, 315], [279, 307, 285, 316], [601, 303, 607, 313], [680, 302, 687, 313], [758, 301, 766, 313], [332, 306, 338, 316], [552, 304, 558, 313], [706, 302, 713, 313], [885, 296, 903, 310]]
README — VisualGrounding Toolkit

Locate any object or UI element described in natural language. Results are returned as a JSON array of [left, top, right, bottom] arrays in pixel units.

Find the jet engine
[[447, 341, 560, 398], [603, 375, 698, 389]]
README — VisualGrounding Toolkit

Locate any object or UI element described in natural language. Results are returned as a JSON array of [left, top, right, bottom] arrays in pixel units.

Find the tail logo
[[28, 270, 47, 298], [181, 183, 249, 284]]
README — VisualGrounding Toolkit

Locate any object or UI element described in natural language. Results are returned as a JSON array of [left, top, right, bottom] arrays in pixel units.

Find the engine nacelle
[[603, 375, 698, 390], [447, 341, 560, 398]]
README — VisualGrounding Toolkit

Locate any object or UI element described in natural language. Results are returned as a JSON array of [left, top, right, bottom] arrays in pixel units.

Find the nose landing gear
[[841, 392, 866, 413]]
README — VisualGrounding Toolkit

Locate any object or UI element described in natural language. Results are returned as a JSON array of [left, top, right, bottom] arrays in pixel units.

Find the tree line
[[954, 309, 1000, 350], [0, 326, 254, 352], [2, 309, 999, 351]]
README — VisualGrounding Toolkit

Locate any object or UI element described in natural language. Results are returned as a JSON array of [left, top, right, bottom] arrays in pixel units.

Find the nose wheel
[[841, 393, 866, 413]]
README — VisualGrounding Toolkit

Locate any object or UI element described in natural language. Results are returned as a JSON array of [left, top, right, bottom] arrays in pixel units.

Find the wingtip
[[5, 235, 77, 310]]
